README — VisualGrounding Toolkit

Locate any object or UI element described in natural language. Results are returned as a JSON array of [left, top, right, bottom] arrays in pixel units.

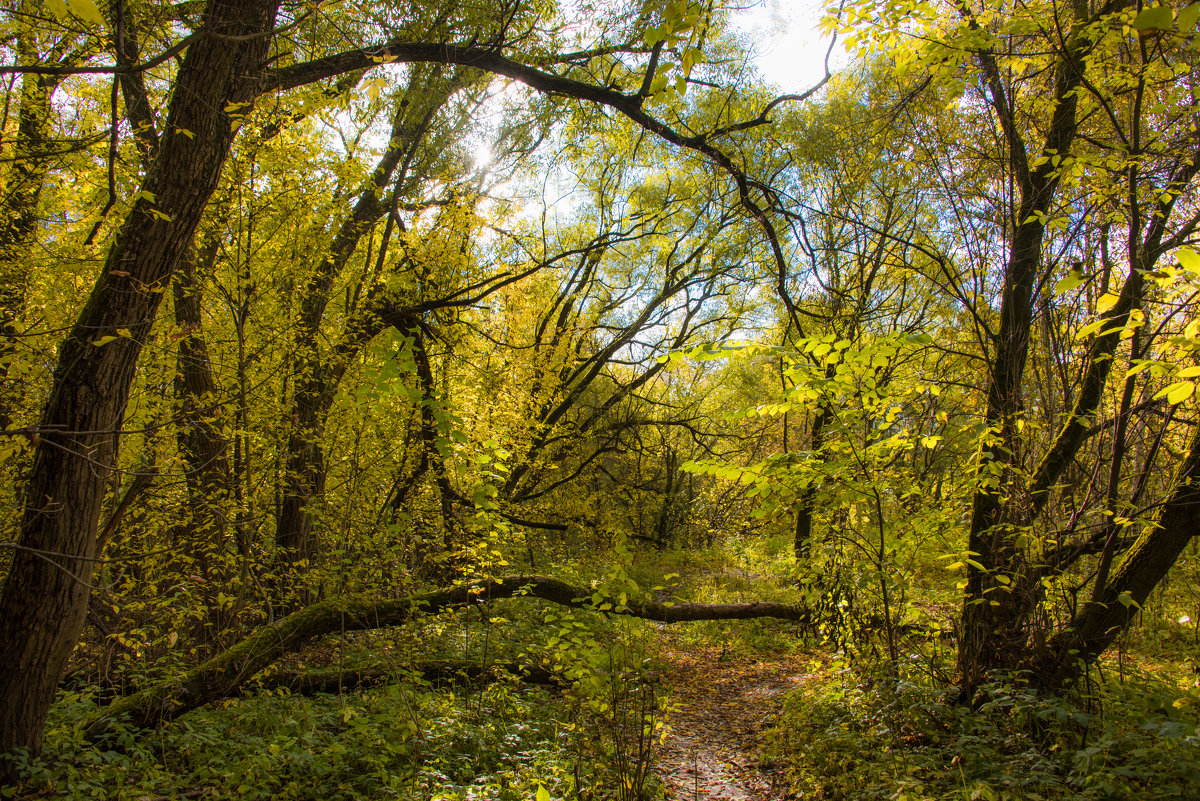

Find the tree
[[0, 0, 819, 763], [696, 0, 1200, 692]]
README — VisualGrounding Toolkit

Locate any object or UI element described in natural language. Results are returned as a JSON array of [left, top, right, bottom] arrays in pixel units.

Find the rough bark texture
[[82, 575, 806, 739], [955, 4, 1086, 693], [255, 660, 560, 696], [0, 29, 58, 429], [173, 238, 235, 562], [0, 0, 280, 763]]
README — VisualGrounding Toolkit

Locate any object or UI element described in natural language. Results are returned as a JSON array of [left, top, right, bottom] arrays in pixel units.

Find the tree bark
[[0, 25, 59, 429], [1039, 423, 1200, 690], [955, 3, 1086, 695], [0, 0, 280, 765], [255, 660, 560, 695]]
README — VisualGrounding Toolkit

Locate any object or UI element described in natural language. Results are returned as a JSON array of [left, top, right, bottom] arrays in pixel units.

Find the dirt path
[[654, 640, 812, 801]]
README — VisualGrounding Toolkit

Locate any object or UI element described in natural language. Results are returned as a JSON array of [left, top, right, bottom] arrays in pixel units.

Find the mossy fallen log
[[254, 660, 561, 696], [84, 575, 805, 739]]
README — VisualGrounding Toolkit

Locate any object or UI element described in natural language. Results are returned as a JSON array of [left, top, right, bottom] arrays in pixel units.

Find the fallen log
[[254, 660, 561, 695], [84, 575, 805, 739]]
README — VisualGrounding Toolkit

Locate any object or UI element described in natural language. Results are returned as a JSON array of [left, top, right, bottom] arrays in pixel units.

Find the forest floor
[[653, 633, 815, 801]]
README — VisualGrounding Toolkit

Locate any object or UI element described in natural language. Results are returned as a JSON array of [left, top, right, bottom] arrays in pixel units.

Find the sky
[[730, 0, 848, 93]]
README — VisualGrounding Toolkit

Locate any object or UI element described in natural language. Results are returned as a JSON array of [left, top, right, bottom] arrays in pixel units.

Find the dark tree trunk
[[172, 237, 240, 650], [274, 69, 462, 575], [1039, 424, 1200, 690], [174, 238, 235, 561], [0, 0, 280, 766], [0, 42, 58, 429], [955, 13, 1085, 695]]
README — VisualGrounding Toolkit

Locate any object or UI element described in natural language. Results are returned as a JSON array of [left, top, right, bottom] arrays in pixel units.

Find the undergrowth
[[3, 562, 674, 801], [768, 658, 1200, 801]]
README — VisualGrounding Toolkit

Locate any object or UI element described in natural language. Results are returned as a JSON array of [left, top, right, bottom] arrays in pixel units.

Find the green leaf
[[67, 0, 106, 25], [537, 785, 551, 801], [1054, 272, 1084, 293], [1132, 6, 1174, 31], [1179, 3, 1199, 31]]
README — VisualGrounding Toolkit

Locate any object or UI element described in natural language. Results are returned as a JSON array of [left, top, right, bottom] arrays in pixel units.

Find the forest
[[0, 0, 1198, 798]]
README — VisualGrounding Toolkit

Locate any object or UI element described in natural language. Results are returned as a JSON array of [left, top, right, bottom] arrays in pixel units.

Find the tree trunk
[[275, 69, 462, 575], [0, 0, 280, 766], [172, 237, 240, 650], [0, 30, 58, 429], [955, 12, 1085, 695], [254, 660, 561, 695], [1039, 423, 1200, 690]]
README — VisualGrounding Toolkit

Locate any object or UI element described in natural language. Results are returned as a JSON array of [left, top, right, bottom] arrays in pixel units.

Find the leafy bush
[[4, 679, 581, 801], [767, 662, 1200, 800]]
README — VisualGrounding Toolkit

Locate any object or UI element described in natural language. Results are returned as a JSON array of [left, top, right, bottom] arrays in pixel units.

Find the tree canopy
[[0, 0, 1198, 784]]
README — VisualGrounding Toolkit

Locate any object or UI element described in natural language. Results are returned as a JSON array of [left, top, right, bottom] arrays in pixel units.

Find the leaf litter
[[653, 635, 813, 800]]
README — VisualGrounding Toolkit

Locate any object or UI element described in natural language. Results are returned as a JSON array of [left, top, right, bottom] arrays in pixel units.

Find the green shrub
[[768, 662, 1200, 800]]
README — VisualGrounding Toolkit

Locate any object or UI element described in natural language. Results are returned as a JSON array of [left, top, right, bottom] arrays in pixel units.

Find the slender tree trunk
[[0, 38, 57, 429], [275, 70, 460, 574], [0, 0, 279, 765], [1039, 423, 1200, 689], [794, 402, 828, 558], [172, 237, 240, 649], [955, 15, 1085, 694]]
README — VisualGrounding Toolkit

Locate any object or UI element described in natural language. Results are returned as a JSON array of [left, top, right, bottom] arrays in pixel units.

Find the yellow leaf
[[1125, 360, 1156, 378], [1096, 292, 1119, 314], [45, 0, 69, 20], [1154, 381, 1196, 405], [1075, 320, 1104, 340], [1054, 271, 1083, 293], [1177, 247, 1200, 274], [67, 0, 105, 25], [1168, 382, 1196, 405]]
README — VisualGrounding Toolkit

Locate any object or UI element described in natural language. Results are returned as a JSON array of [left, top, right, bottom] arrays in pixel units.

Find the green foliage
[[4, 679, 586, 801], [769, 663, 1200, 801]]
